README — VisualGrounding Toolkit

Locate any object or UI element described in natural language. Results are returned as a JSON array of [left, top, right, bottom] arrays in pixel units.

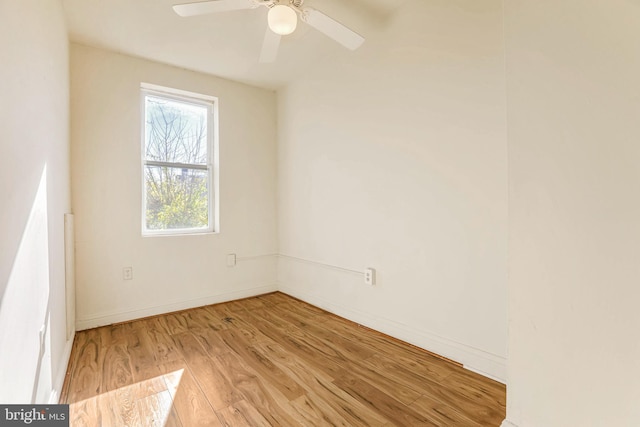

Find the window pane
[[145, 95, 208, 165], [144, 165, 209, 231]]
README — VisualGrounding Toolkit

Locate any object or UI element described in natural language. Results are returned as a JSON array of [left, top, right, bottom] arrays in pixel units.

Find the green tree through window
[[142, 88, 214, 234]]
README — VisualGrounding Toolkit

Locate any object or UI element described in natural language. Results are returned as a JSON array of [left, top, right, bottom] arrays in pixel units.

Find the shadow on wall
[[0, 165, 53, 403]]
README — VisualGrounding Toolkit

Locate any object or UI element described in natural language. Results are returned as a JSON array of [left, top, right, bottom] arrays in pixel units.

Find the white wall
[[0, 0, 71, 403], [504, 0, 640, 425], [277, 0, 507, 380], [70, 44, 278, 329]]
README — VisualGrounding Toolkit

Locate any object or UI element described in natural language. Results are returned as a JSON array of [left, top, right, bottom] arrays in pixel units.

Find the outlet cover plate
[[364, 267, 376, 285]]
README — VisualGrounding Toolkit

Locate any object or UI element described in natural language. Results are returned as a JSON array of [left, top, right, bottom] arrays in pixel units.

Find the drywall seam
[[278, 284, 506, 382], [75, 284, 277, 330]]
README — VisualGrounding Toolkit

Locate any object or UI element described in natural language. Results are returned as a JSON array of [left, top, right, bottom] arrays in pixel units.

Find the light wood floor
[[61, 292, 505, 426]]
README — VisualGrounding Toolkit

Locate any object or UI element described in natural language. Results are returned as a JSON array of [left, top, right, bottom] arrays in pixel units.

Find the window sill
[[142, 230, 219, 238]]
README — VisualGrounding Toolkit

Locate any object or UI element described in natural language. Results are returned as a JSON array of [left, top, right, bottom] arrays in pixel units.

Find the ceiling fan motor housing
[[268, 4, 298, 35]]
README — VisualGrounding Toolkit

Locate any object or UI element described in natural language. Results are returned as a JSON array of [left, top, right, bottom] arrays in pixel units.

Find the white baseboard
[[278, 285, 506, 383], [501, 420, 518, 427], [49, 333, 75, 404], [74, 279, 506, 381], [464, 364, 506, 385], [75, 284, 277, 330]]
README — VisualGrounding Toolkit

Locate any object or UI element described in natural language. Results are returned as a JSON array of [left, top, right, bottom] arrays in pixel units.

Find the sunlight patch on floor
[[69, 369, 184, 426]]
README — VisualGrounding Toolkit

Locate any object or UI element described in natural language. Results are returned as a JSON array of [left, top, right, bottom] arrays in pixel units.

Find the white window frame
[[140, 83, 219, 236]]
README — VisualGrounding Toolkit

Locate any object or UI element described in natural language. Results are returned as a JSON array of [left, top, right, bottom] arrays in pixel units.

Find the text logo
[[0, 405, 69, 426]]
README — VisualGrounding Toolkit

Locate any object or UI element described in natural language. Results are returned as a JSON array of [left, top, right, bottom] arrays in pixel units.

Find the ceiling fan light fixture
[[268, 5, 297, 35]]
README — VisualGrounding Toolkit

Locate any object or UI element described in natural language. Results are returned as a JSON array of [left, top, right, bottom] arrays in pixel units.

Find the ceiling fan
[[173, 0, 365, 63]]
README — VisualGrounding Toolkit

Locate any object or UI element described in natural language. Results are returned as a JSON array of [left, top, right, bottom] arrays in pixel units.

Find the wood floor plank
[[140, 317, 182, 362], [336, 364, 423, 407], [244, 306, 299, 334], [442, 369, 507, 409], [205, 303, 239, 320], [65, 328, 103, 402], [156, 312, 190, 336], [334, 373, 439, 426], [99, 322, 134, 347], [216, 399, 272, 427], [257, 318, 423, 405], [171, 332, 243, 410], [256, 292, 291, 306], [217, 328, 306, 401], [95, 392, 122, 426], [161, 359, 223, 427], [253, 341, 335, 384], [319, 314, 457, 371], [360, 352, 454, 396], [175, 308, 208, 330], [409, 394, 483, 427], [69, 395, 102, 427], [276, 296, 327, 316], [249, 318, 349, 378], [100, 343, 133, 393], [237, 295, 268, 310], [221, 299, 252, 314], [136, 389, 182, 427], [254, 341, 389, 427], [289, 392, 354, 427], [361, 351, 454, 386], [274, 298, 330, 322], [111, 383, 142, 426], [215, 349, 305, 426], [279, 310, 377, 362], [436, 371, 506, 425], [63, 292, 505, 426], [126, 322, 158, 382], [190, 326, 232, 357], [134, 375, 169, 400], [265, 301, 321, 328], [380, 367, 504, 426], [190, 306, 229, 330], [211, 309, 273, 344]]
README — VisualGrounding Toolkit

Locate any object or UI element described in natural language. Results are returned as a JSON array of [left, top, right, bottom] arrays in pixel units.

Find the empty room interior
[[1, 0, 639, 426]]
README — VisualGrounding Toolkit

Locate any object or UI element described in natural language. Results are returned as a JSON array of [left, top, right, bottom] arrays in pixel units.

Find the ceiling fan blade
[[173, 0, 258, 17], [302, 8, 365, 50], [259, 27, 281, 63]]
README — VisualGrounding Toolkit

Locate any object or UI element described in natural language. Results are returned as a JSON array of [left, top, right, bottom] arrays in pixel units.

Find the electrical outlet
[[123, 267, 133, 280], [364, 268, 376, 285], [226, 253, 237, 267]]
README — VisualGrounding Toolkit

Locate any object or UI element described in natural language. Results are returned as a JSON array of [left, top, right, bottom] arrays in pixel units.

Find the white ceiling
[[62, 0, 407, 89]]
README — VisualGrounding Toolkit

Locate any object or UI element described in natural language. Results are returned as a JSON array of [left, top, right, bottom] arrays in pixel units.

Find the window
[[141, 84, 217, 235]]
